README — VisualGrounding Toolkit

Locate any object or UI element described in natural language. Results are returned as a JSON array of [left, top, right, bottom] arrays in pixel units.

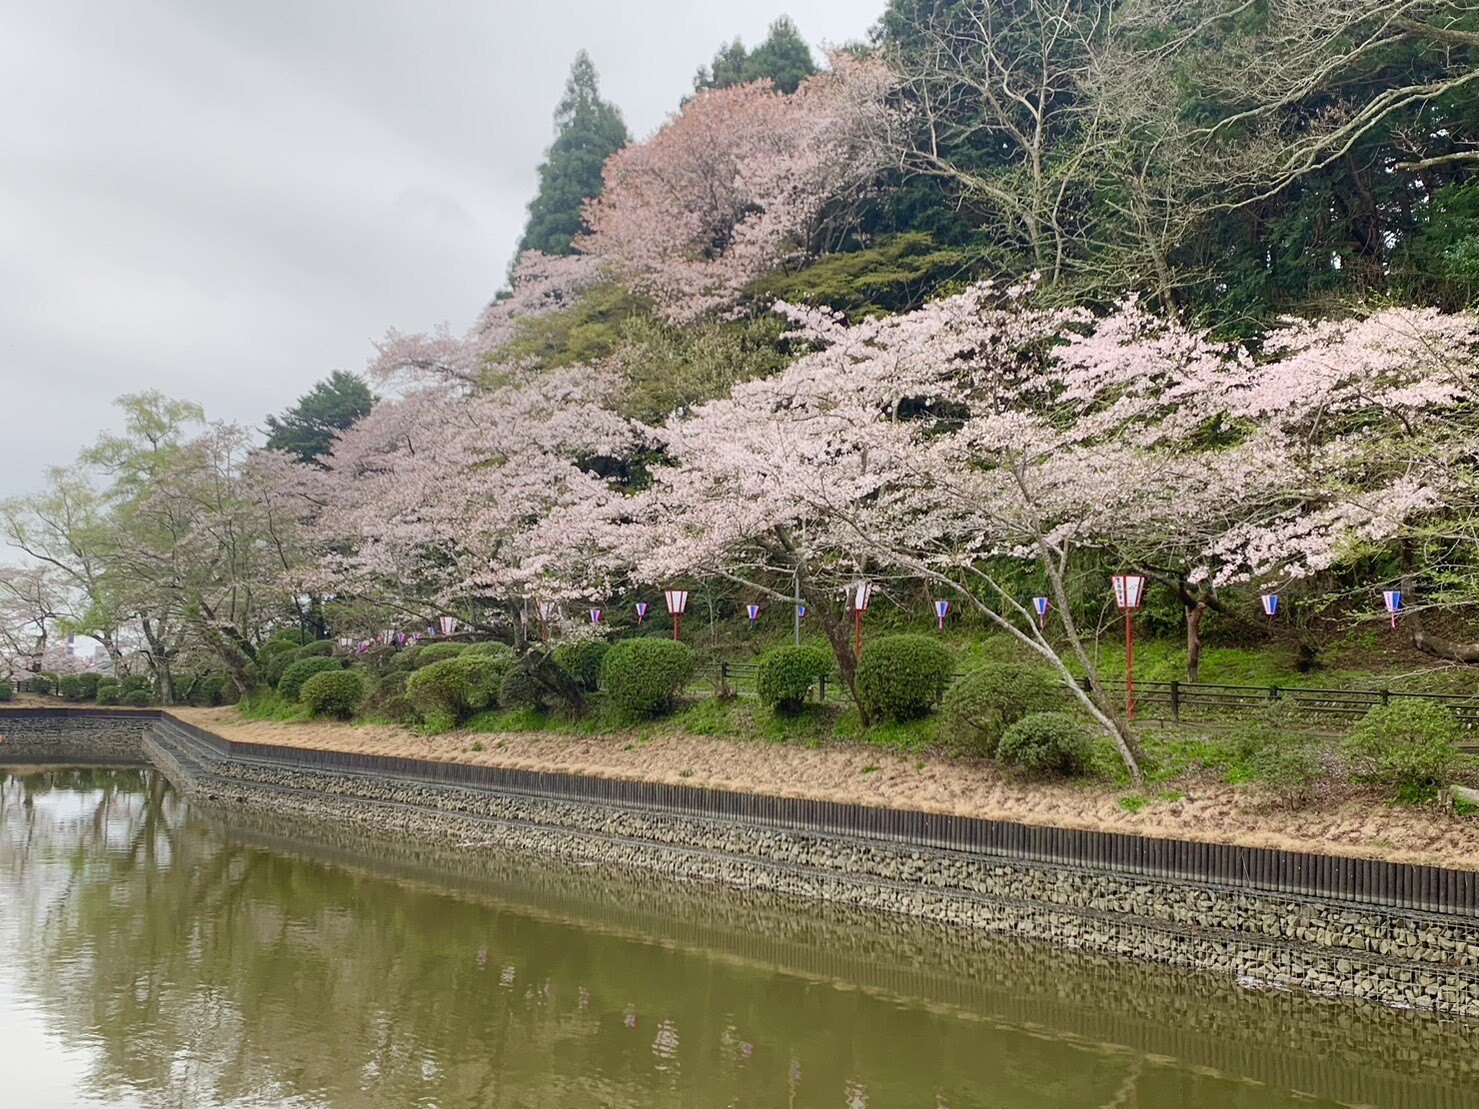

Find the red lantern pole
[[1111, 574, 1146, 721], [851, 581, 872, 660]]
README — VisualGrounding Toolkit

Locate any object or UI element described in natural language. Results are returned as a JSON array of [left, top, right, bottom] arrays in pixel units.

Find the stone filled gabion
[[140, 717, 1479, 1019]]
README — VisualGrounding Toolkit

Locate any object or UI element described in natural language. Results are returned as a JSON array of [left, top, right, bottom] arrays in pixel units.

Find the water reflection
[[0, 767, 1471, 1108]]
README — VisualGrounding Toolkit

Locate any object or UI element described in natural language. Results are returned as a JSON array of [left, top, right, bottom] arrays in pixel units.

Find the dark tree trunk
[[1186, 600, 1208, 683]]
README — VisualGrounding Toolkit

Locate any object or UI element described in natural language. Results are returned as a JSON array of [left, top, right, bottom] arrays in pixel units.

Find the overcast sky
[[0, 0, 876, 500]]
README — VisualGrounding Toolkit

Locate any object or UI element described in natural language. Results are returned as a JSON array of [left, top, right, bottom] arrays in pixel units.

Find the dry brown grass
[[169, 707, 1479, 872]]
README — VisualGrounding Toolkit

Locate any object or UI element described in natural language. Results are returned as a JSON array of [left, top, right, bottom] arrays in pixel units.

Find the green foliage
[[95, 684, 121, 706], [413, 642, 467, 668], [462, 641, 515, 661], [498, 281, 647, 372], [74, 672, 100, 699], [747, 233, 973, 317], [29, 674, 53, 696], [194, 674, 227, 707], [1342, 701, 1460, 797], [58, 675, 87, 702], [695, 16, 817, 94], [755, 645, 832, 713], [264, 641, 334, 687], [122, 690, 151, 708], [258, 633, 307, 664], [856, 635, 955, 723], [405, 656, 510, 728], [555, 640, 610, 692], [1246, 739, 1326, 809], [600, 639, 696, 719], [277, 657, 343, 703], [940, 661, 1064, 756], [518, 50, 630, 257], [263, 371, 374, 466], [996, 712, 1092, 777], [299, 670, 366, 720], [498, 666, 548, 712], [0, 681, 10, 701], [612, 313, 789, 424], [362, 671, 418, 724], [120, 675, 151, 695]]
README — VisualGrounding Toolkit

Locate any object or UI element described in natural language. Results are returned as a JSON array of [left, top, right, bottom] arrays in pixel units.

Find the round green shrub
[[600, 639, 695, 719], [756, 645, 832, 713], [29, 674, 53, 696], [120, 675, 151, 695], [405, 656, 507, 727], [996, 711, 1093, 777], [1342, 700, 1459, 797], [58, 675, 87, 702], [555, 640, 609, 692], [74, 672, 101, 699], [413, 642, 467, 668], [263, 641, 333, 687], [122, 690, 151, 708], [300, 669, 366, 719], [259, 632, 307, 662], [940, 662, 1065, 757], [0, 681, 11, 701], [855, 635, 955, 723], [95, 684, 122, 706], [97, 675, 120, 689], [277, 656, 343, 703], [498, 666, 547, 711]]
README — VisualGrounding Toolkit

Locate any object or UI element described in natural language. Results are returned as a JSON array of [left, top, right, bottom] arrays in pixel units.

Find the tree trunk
[[1399, 540, 1479, 662], [1186, 600, 1207, 683]]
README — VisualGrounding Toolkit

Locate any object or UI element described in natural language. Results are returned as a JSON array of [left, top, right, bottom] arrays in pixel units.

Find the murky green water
[[1, 767, 1473, 1108]]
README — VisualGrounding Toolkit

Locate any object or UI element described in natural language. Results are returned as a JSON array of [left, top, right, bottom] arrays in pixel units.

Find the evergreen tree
[[695, 16, 817, 95], [263, 371, 374, 466], [518, 52, 629, 257]]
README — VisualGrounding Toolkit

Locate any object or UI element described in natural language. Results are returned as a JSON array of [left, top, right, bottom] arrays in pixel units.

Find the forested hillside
[[5, 1, 1479, 784]]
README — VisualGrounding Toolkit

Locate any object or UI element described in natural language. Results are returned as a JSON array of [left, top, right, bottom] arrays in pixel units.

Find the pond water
[[0, 766, 1472, 1108]]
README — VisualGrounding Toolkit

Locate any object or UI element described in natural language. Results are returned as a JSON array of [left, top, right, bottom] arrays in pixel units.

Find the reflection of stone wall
[[210, 805, 1479, 1108], [147, 719, 1479, 1022], [0, 709, 149, 764]]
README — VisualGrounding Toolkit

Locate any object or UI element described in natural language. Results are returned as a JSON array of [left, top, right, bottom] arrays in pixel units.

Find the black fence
[[715, 661, 1479, 726], [150, 712, 1479, 917]]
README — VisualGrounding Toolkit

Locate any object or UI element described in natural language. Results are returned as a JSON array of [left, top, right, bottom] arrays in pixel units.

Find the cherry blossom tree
[[581, 53, 896, 322]]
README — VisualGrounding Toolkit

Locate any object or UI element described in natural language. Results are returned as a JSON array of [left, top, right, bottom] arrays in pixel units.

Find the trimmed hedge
[[263, 641, 334, 687], [855, 635, 955, 722], [29, 674, 53, 695], [96, 684, 122, 706], [277, 656, 343, 703], [462, 641, 515, 661], [0, 681, 10, 701], [556, 640, 609, 692], [121, 675, 152, 695], [996, 711, 1092, 777], [195, 674, 228, 707], [755, 645, 832, 713], [75, 673, 101, 699], [363, 671, 418, 724], [300, 669, 366, 719], [122, 690, 151, 708], [600, 639, 695, 719], [413, 642, 467, 668], [940, 661, 1065, 757], [58, 675, 87, 702], [405, 655, 509, 727]]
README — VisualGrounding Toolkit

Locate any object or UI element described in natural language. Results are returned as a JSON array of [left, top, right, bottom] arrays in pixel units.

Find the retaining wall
[[5, 707, 1479, 1017]]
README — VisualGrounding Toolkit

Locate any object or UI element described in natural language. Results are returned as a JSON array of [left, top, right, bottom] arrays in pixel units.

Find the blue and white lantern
[[934, 599, 949, 629], [438, 615, 457, 637], [1032, 596, 1049, 628], [590, 608, 603, 625], [1383, 589, 1401, 628], [1261, 594, 1279, 618], [635, 602, 648, 625], [796, 604, 806, 618], [747, 603, 760, 626]]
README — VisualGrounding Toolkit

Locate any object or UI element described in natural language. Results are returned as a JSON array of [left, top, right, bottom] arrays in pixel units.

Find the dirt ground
[[170, 707, 1479, 872]]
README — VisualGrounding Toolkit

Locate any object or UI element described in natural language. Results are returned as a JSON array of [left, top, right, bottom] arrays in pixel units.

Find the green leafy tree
[[263, 371, 373, 466], [518, 51, 629, 257], [696, 16, 817, 94]]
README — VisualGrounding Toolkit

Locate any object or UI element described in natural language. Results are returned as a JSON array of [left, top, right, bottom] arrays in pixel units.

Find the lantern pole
[[1111, 574, 1146, 721], [793, 571, 802, 648]]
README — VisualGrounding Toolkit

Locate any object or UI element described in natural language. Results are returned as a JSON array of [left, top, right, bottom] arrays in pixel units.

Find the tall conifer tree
[[518, 52, 629, 257]]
